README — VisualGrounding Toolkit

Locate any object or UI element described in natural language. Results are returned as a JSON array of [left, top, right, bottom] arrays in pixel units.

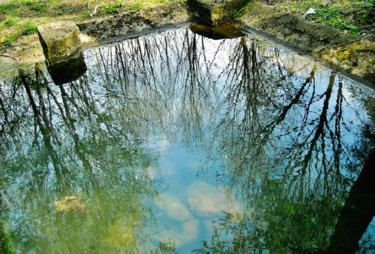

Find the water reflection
[[47, 53, 87, 85], [0, 27, 374, 253]]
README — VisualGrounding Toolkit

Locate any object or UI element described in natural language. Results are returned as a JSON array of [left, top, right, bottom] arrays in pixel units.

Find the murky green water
[[1, 27, 375, 253]]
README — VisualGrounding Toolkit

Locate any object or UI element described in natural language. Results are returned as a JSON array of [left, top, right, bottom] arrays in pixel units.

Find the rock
[[304, 8, 316, 18], [188, 0, 250, 25], [37, 21, 82, 64], [0, 55, 18, 78]]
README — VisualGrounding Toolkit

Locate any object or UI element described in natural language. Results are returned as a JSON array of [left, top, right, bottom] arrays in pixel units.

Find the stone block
[[188, 0, 250, 25], [37, 21, 82, 64]]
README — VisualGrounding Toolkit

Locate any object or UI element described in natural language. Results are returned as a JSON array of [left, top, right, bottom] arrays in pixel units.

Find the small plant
[[20, 0, 47, 13], [30, 2, 47, 13], [0, 2, 20, 15], [105, 5, 117, 13], [3, 16, 20, 27], [308, 7, 361, 35], [128, 3, 142, 11], [81, 10, 92, 19], [4, 35, 18, 46], [22, 21, 38, 35], [354, 0, 374, 9]]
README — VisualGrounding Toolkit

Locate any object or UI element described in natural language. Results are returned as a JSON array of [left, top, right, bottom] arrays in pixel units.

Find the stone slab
[[37, 21, 81, 64]]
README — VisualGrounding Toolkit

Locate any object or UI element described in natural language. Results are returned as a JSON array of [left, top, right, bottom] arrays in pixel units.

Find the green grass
[[307, 7, 360, 35], [279, 0, 374, 35], [29, 2, 48, 13], [4, 35, 18, 46], [127, 3, 143, 11], [0, 2, 21, 14], [22, 21, 38, 35], [3, 16, 20, 27], [105, 3, 123, 13]]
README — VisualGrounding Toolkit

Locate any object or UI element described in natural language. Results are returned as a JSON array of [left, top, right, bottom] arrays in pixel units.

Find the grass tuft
[[3, 16, 20, 28], [307, 7, 361, 35], [22, 21, 38, 35]]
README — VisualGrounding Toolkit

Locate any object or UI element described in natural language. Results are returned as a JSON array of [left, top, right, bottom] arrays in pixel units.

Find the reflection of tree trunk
[[327, 147, 375, 254], [301, 72, 336, 173]]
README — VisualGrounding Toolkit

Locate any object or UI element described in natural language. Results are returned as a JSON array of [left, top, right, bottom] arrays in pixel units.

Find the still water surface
[[1, 27, 375, 253]]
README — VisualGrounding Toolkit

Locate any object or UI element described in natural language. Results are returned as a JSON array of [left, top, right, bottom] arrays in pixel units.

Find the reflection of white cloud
[[182, 219, 199, 240], [188, 181, 242, 218], [152, 219, 199, 248], [156, 193, 192, 221], [153, 193, 199, 248], [146, 137, 170, 153]]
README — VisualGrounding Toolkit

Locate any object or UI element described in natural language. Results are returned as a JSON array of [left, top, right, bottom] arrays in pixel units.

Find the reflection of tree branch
[[259, 66, 317, 157], [19, 71, 63, 178], [300, 72, 336, 174]]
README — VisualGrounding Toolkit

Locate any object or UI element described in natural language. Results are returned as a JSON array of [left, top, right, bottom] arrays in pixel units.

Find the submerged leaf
[[53, 195, 86, 213]]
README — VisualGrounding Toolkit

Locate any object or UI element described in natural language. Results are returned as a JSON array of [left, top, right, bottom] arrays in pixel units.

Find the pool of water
[[1, 27, 375, 253]]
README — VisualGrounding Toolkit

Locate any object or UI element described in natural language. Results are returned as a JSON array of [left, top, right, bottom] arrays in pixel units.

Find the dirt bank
[[239, 2, 375, 85]]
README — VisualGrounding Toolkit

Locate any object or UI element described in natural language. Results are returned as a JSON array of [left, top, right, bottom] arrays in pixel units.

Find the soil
[[1, 1, 374, 85]]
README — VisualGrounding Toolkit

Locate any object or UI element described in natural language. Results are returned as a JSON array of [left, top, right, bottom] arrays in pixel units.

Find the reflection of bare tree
[[205, 36, 374, 252], [87, 29, 223, 148], [0, 62, 163, 252], [81, 30, 374, 254], [1, 27, 374, 253]]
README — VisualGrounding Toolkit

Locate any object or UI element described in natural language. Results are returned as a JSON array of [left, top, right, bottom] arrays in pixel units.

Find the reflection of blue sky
[[142, 137, 243, 250], [360, 217, 375, 253]]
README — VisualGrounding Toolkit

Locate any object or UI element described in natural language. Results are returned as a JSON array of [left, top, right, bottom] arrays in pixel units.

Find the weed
[[308, 7, 361, 35], [0, 2, 20, 14], [4, 35, 18, 46], [354, 0, 374, 8], [235, 1, 253, 17], [105, 3, 123, 14], [22, 21, 38, 35], [3, 16, 20, 27], [29, 2, 47, 13], [128, 3, 142, 11], [81, 10, 92, 19], [106, 5, 115, 13]]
